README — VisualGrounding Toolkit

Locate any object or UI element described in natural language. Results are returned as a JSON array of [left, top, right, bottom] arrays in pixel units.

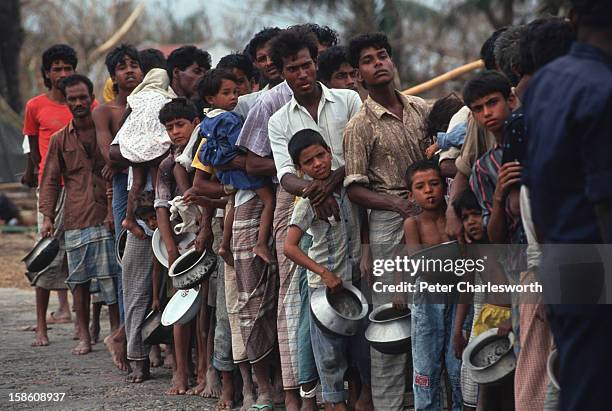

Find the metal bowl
[[463, 328, 516, 385], [23, 236, 60, 273], [161, 286, 202, 326], [152, 228, 197, 268], [168, 248, 218, 290], [141, 309, 173, 345], [365, 303, 411, 354], [115, 228, 128, 267], [547, 349, 560, 390], [310, 282, 368, 337]]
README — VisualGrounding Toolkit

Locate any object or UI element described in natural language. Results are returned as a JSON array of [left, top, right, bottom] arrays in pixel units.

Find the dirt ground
[[0, 232, 218, 410]]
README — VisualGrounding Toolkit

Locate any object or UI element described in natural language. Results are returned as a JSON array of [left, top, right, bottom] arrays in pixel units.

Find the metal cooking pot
[[22, 236, 60, 273], [141, 309, 173, 345], [547, 349, 560, 390], [169, 248, 218, 290], [463, 328, 516, 385], [152, 228, 197, 268], [365, 303, 411, 354], [161, 286, 202, 326], [310, 282, 368, 337], [115, 228, 128, 267]]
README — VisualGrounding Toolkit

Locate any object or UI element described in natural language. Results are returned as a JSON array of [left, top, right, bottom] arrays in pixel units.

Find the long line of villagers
[[24, 1, 612, 409]]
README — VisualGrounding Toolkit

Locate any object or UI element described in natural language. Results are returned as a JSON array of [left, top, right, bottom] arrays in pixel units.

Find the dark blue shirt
[[523, 42, 612, 243]]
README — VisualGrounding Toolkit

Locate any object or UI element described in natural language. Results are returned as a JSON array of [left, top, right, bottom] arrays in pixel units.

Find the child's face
[[297, 144, 332, 180], [469, 91, 514, 134], [164, 118, 197, 147], [409, 169, 444, 210], [230, 68, 253, 96], [143, 212, 158, 230], [206, 79, 239, 111], [461, 208, 484, 241]]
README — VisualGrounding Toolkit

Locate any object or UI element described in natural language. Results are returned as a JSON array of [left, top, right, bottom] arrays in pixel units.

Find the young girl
[[197, 69, 275, 266]]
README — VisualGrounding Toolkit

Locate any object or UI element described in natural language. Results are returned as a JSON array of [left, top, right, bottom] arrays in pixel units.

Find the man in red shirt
[[23, 44, 77, 347]]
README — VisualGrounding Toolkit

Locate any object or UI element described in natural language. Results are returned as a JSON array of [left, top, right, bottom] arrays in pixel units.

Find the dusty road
[[0, 287, 218, 410]]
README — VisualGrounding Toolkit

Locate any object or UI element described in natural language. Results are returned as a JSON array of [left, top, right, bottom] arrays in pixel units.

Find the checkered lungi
[[122, 232, 154, 360], [64, 224, 118, 305], [232, 195, 278, 364]]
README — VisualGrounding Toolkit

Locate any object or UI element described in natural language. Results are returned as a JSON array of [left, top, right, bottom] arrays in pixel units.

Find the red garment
[[23, 94, 97, 184]]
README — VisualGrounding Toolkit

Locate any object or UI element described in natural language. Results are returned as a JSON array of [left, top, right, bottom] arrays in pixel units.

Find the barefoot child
[[284, 129, 373, 411], [402, 160, 462, 410], [114, 67, 175, 239], [197, 69, 275, 266]]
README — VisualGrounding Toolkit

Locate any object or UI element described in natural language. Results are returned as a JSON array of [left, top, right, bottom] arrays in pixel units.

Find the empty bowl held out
[[115, 228, 128, 267], [463, 328, 516, 385], [365, 303, 411, 354], [152, 228, 197, 268], [141, 309, 173, 345], [161, 287, 202, 326], [310, 282, 368, 337], [168, 248, 218, 290], [23, 236, 60, 273]]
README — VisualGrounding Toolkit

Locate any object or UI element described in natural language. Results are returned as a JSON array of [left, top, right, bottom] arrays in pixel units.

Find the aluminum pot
[[115, 228, 128, 267], [141, 309, 173, 345], [547, 349, 560, 390], [365, 303, 411, 354], [161, 287, 202, 326], [310, 282, 368, 337], [463, 328, 516, 385], [169, 248, 218, 290], [151, 228, 197, 268], [22, 236, 60, 273]]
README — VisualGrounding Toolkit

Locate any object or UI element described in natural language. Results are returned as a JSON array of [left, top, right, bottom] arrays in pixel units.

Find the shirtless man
[[92, 44, 143, 373]]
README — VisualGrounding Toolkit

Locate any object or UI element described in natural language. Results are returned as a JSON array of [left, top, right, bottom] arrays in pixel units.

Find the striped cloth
[[64, 225, 118, 305], [232, 195, 278, 364], [122, 233, 154, 360], [274, 187, 301, 389], [368, 209, 410, 410]]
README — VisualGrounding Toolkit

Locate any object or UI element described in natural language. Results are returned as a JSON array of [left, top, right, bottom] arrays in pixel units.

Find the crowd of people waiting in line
[[20, 0, 611, 409]]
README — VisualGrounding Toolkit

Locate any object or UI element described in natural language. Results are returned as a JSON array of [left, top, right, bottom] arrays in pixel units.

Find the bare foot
[[253, 393, 274, 411], [201, 366, 222, 398], [104, 334, 129, 372], [218, 246, 234, 267], [126, 360, 150, 383], [164, 351, 175, 369], [215, 397, 234, 411], [166, 372, 189, 395], [187, 381, 206, 396], [72, 340, 92, 355], [32, 330, 49, 347], [240, 392, 256, 411], [90, 322, 100, 345], [150, 345, 163, 368], [253, 243, 275, 264], [47, 310, 71, 324], [122, 218, 146, 240]]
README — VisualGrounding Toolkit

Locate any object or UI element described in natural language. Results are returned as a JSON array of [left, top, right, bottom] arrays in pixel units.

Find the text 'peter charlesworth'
[[372, 281, 543, 294]]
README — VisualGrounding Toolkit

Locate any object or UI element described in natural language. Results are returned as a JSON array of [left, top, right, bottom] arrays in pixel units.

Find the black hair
[[452, 189, 481, 219], [347, 32, 393, 68], [167, 46, 212, 80], [480, 27, 508, 70], [244, 27, 281, 61], [134, 191, 155, 220], [494, 25, 528, 86], [41, 44, 78, 89], [424, 93, 464, 138], [317, 46, 352, 83], [269, 27, 319, 72], [159, 98, 198, 125], [288, 129, 330, 165], [105, 44, 140, 76], [571, 0, 612, 27], [217, 53, 255, 80], [139, 48, 166, 75], [462, 70, 512, 108], [58, 74, 93, 97], [197, 68, 239, 99], [519, 18, 574, 76], [405, 160, 442, 190], [301, 23, 339, 48]]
